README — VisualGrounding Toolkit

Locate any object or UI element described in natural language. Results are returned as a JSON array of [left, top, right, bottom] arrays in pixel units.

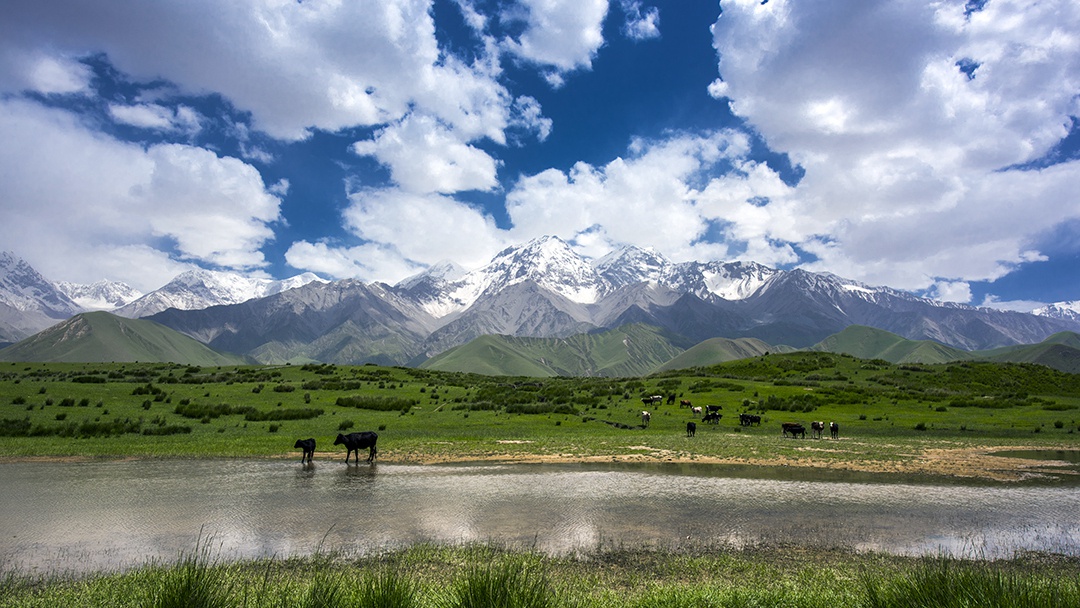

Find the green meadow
[[3, 353, 1080, 606], [3, 543, 1079, 608], [0, 352, 1077, 475]]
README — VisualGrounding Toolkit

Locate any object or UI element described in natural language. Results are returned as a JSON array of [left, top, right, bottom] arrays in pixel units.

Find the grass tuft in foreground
[[862, 557, 1080, 608], [3, 544, 1079, 608]]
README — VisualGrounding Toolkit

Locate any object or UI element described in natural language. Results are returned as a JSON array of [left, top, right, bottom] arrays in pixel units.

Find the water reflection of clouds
[[2, 460, 1079, 574]]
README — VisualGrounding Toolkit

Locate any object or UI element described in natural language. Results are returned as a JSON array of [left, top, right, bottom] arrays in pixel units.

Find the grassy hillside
[[421, 324, 687, 377], [657, 336, 792, 371], [977, 332, 1080, 373], [810, 325, 973, 364], [0, 311, 251, 365]]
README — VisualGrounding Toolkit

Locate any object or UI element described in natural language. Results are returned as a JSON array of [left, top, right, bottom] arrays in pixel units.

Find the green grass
[[1, 544, 1078, 608], [0, 355, 1077, 472]]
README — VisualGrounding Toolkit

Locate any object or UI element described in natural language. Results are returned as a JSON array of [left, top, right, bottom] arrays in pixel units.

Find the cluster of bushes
[[336, 395, 416, 412], [0, 416, 172, 438], [174, 402, 256, 420], [244, 408, 323, 422]]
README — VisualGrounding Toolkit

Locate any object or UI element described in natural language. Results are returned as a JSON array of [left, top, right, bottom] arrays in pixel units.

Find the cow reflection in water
[[293, 438, 315, 463], [334, 431, 378, 464]]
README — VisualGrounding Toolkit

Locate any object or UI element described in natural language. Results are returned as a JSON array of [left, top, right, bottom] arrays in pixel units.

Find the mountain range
[[2, 237, 1079, 371]]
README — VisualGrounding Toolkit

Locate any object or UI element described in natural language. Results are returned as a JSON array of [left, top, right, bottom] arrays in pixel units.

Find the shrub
[[244, 408, 323, 422], [336, 395, 415, 412]]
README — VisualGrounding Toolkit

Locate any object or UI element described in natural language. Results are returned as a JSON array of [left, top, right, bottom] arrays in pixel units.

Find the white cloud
[[335, 188, 511, 281], [926, 280, 972, 304], [978, 295, 1046, 314], [108, 103, 202, 135], [352, 114, 500, 194], [711, 0, 1080, 293], [284, 241, 422, 283], [620, 0, 660, 41], [8, 53, 94, 94], [0, 99, 282, 290], [0, 0, 516, 142], [502, 0, 609, 77], [504, 130, 776, 263]]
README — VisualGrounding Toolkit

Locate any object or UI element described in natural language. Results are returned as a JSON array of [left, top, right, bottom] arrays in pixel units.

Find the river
[[1, 459, 1077, 575]]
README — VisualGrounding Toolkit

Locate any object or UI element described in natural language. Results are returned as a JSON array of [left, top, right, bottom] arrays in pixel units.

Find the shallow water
[[1, 459, 1078, 575]]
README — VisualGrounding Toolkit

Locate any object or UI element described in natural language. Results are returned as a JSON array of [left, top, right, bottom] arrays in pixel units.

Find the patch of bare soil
[[380, 445, 1079, 482]]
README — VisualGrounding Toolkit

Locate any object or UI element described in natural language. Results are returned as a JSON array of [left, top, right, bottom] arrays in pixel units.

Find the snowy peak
[[113, 269, 326, 318], [482, 236, 604, 301], [56, 279, 143, 310], [1033, 301, 1080, 323], [0, 252, 81, 316], [594, 245, 670, 288], [421, 236, 606, 318], [659, 260, 777, 301]]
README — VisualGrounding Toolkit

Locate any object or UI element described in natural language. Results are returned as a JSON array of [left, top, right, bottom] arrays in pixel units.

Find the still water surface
[[1, 459, 1077, 574]]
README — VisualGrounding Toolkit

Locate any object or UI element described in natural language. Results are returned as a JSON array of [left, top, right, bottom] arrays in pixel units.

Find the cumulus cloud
[[0, 99, 282, 290], [0, 0, 514, 142], [284, 241, 423, 284], [336, 188, 511, 281], [619, 0, 660, 41], [502, 0, 609, 80], [0, 52, 93, 94], [503, 130, 793, 264], [711, 0, 1080, 298], [352, 114, 500, 194]]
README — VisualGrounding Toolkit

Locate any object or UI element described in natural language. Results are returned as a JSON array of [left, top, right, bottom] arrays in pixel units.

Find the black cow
[[702, 412, 721, 424], [334, 431, 378, 464], [686, 421, 696, 437], [781, 423, 805, 439], [705, 405, 722, 414], [830, 421, 839, 439], [738, 413, 761, 426], [811, 421, 825, 439], [294, 438, 316, 463]]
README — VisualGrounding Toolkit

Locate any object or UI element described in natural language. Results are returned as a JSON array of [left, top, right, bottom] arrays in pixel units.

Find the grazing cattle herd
[[295, 395, 843, 463]]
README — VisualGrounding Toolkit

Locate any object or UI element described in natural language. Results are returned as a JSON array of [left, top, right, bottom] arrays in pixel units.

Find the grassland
[[0, 352, 1078, 481], [3, 542, 1079, 608]]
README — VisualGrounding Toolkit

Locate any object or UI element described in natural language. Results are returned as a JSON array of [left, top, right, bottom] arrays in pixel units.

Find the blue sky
[[1, 0, 1078, 311]]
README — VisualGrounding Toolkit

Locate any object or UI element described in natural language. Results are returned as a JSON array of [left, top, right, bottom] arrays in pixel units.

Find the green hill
[[810, 325, 973, 364], [0, 311, 251, 365], [977, 332, 1080, 373], [421, 324, 688, 377], [657, 336, 791, 371]]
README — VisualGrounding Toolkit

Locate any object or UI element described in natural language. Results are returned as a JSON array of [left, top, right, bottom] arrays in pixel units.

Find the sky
[[1, 0, 1079, 311]]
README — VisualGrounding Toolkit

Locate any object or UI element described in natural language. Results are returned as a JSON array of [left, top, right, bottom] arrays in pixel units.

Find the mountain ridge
[[2, 239, 1079, 363]]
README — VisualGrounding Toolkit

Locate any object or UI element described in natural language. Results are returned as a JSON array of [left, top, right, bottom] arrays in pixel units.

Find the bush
[[336, 395, 415, 412], [244, 408, 323, 422]]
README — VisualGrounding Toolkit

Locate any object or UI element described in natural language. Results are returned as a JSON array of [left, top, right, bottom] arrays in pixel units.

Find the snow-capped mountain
[[4, 237, 1080, 364], [56, 279, 143, 310], [1033, 301, 1080, 323], [398, 236, 609, 318], [395, 236, 792, 319], [594, 245, 670, 288], [0, 252, 84, 343], [113, 268, 327, 318]]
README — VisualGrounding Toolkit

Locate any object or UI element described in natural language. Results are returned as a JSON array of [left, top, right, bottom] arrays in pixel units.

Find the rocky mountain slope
[[3, 238, 1079, 364]]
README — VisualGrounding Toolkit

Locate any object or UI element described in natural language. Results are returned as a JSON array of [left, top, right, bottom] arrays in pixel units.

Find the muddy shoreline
[[4, 444, 1077, 483]]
